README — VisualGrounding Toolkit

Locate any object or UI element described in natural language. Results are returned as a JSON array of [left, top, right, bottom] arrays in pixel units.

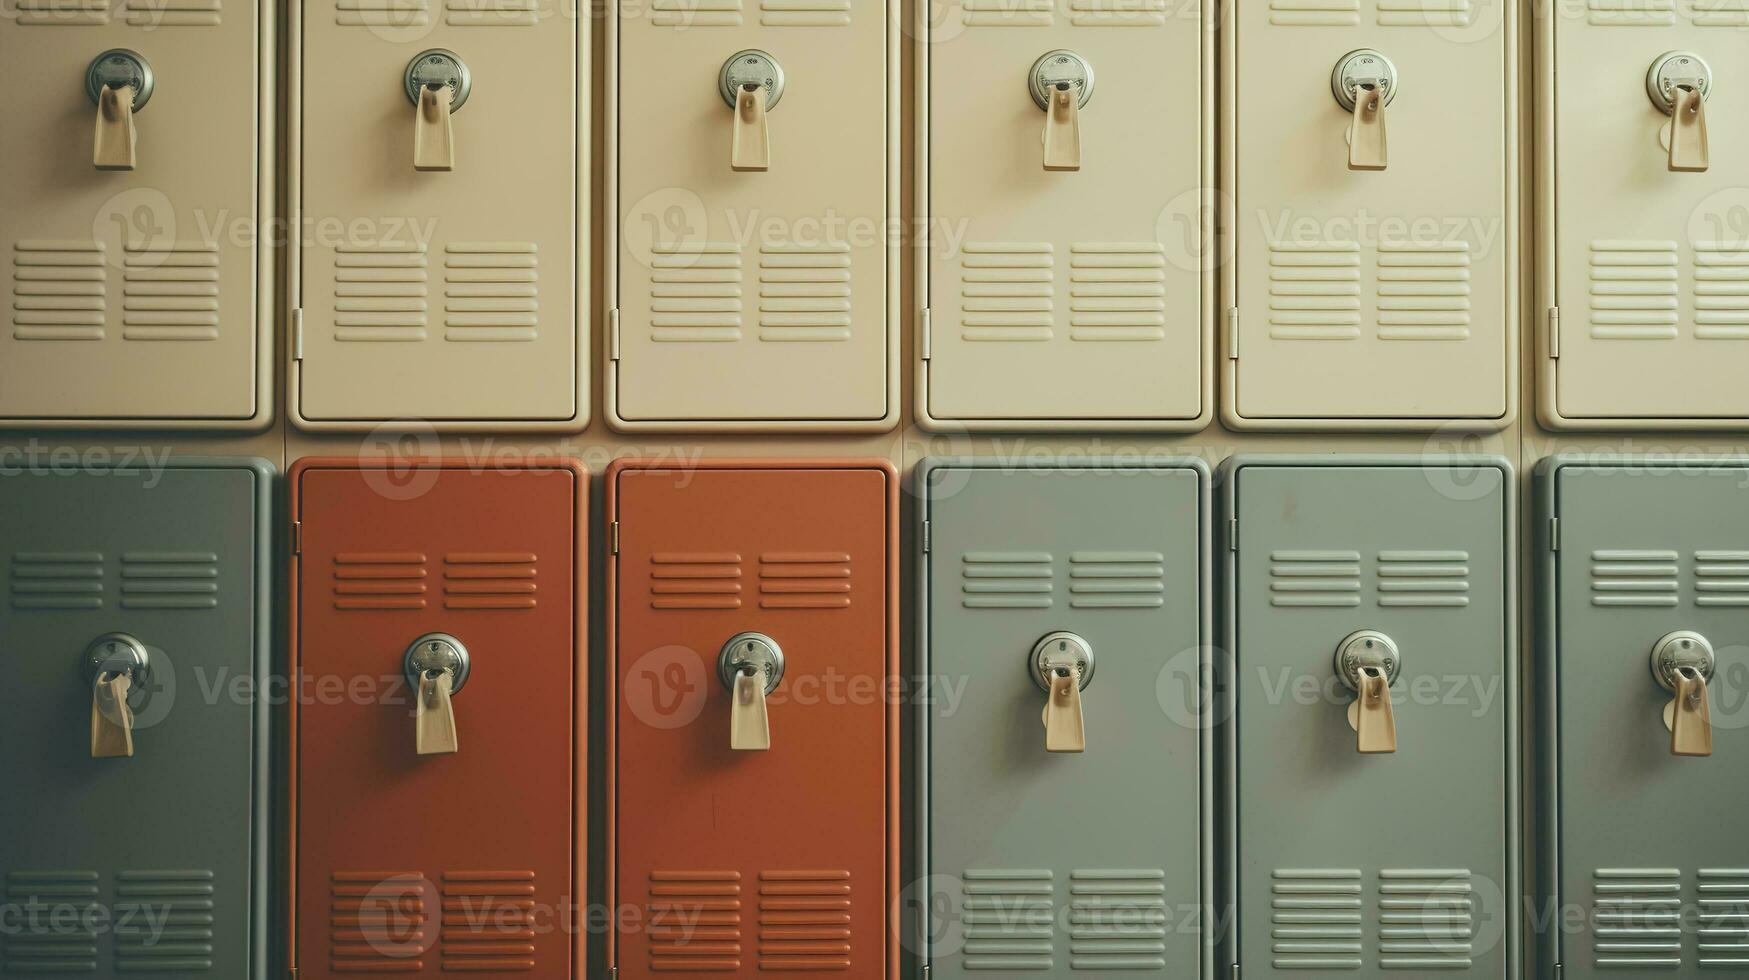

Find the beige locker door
[[923, 0, 1206, 428], [612, 0, 893, 428], [1230, 0, 1513, 426], [0, 7, 265, 424], [1550, 16, 1749, 424], [296, 4, 580, 426]]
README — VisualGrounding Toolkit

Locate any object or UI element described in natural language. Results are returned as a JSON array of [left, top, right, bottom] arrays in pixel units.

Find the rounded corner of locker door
[[1227, 459, 1515, 978], [1227, 0, 1515, 428], [918, 461, 1210, 979], [610, 0, 895, 429], [0, 461, 271, 978], [610, 462, 896, 978], [293, 1, 583, 428], [920, 0, 1210, 429], [290, 462, 584, 980], [1546, 459, 1749, 977], [0, 0, 270, 427]]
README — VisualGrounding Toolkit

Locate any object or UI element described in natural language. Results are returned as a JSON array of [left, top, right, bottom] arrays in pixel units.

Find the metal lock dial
[[1331, 49, 1398, 111], [1031, 631, 1094, 691], [1647, 51, 1711, 114], [1030, 50, 1094, 110], [1334, 630, 1401, 690], [720, 50, 785, 110], [1651, 630, 1715, 690], [86, 50, 154, 111], [405, 49, 471, 111], [719, 632, 785, 695], [81, 633, 152, 705], [404, 633, 471, 694]]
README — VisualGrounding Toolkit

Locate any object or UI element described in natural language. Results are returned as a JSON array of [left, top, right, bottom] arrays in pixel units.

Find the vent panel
[[1591, 549, 1679, 607], [1377, 243, 1471, 340], [651, 553, 743, 610], [1069, 244, 1166, 341], [1378, 0, 1474, 24], [758, 870, 852, 971], [115, 870, 216, 972], [329, 871, 430, 973], [1589, 241, 1678, 339], [1070, 0, 1167, 24], [444, 552, 537, 610], [121, 243, 221, 341], [1068, 869, 1166, 971], [445, 0, 536, 24], [2, 871, 100, 974], [1587, 0, 1675, 23], [1692, 0, 1749, 23], [961, 243, 1054, 342], [1068, 551, 1164, 609], [760, 0, 849, 25], [16, 0, 109, 24], [1268, 242, 1361, 340], [336, 0, 428, 25], [1268, 0, 1360, 26], [120, 551, 219, 610], [962, 869, 1054, 971], [1271, 869, 1362, 970], [1694, 243, 1749, 339], [651, 244, 743, 342], [759, 243, 850, 342], [13, 241, 106, 341], [333, 244, 429, 342], [1696, 550, 1749, 606], [333, 553, 428, 611], [1594, 868, 1681, 969], [1378, 869, 1473, 970], [444, 242, 538, 341], [963, 0, 1052, 25], [1698, 868, 1749, 968], [648, 870, 742, 971], [440, 871, 536, 972], [759, 552, 851, 610], [10, 551, 103, 610], [651, 0, 742, 25], [961, 552, 1053, 609], [1270, 550, 1361, 607], [1377, 550, 1469, 608]]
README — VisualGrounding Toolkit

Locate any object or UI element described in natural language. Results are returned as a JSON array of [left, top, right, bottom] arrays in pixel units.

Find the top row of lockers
[[2, 0, 1738, 431]]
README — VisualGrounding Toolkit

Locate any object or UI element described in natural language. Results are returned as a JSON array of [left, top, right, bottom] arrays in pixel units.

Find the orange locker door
[[611, 460, 895, 979], [292, 460, 583, 979]]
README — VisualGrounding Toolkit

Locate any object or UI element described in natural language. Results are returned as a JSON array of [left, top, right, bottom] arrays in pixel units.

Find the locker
[[607, 2, 898, 431], [1223, 2, 1517, 428], [289, 458, 585, 978], [0, 458, 272, 977], [919, 2, 1212, 430], [1222, 456, 1517, 978], [1536, 457, 1749, 976], [917, 458, 1213, 977], [0, 6, 272, 427], [608, 459, 896, 977], [1539, 10, 1749, 426], [290, 4, 586, 430]]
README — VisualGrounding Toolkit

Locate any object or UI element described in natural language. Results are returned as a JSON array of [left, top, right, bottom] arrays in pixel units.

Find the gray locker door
[[924, 462, 1206, 978], [1551, 461, 1749, 976], [1231, 461, 1511, 978], [0, 463, 266, 979]]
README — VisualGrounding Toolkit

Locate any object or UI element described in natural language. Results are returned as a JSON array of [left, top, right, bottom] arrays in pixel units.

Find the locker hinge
[[607, 969, 618, 980], [609, 307, 622, 361], [1228, 517, 1238, 551], [921, 520, 931, 553], [1547, 306, 1560, 358], [921, 965, 931, 980], [919, 307, 932, 360], [1226, 307, 1240, 359], [1554, 963, 1563, 980], [611, 521, 620, 556], [1231, 964, 1240, 980], [291, 307, 305, 361], [1549, 516, 1560, 551], [292, 521, 302, 555]]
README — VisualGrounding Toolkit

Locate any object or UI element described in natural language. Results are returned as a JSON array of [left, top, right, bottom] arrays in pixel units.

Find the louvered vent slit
[[330, 872, 430, 973], [1069, 552, 1164, 609], [1591, 549, 1678, 607], [1377, 0, 1473, 24], [445, 0, 536, 25], [1587, 0, 1674, 24], [1378, 243, 1471, 340], [124, 0, 221, 24], [1269, 242, 1361, 339], [1069, 869, 1167, 971], [120, 551, 218, 610], [649, 870, 743, 971], [444, 552, 537, 610], [333, 553, 428, 611], [123, 243, 220, 340], [1377, 550, 1469, 608], [336, 0, 428, 26], [1268, 0, 1359, 26], [1070, 244, 1166, 342], [1070, 0, 1167, 24], [759, 871, 851, 971], [961, 243, 1054, 342], [962, 870, 1054, 971], [17, 0, 109, 24], [1270, 551, 1361, 607], [2, 871, 100, 974], [115, 870, 216, 972], [759, 243, 850, 342], [445, 242, 538, 341], [652, 244, 743, 342], [962, 0, 1052, 25], [10, 552, 103, 610], [1694, 243, 1749, 338], [1594, 868, 1681, 969], [1589, 241, 1678, 339], [760, 552, 850, 610], [652, 0, 742, 25], [334, 244, 428, 341], [1379, 869, 1474, 970], [1271, 869, 1362, 970], [441, 871, 536, 972], [13, 241, 105, 340], [1699, 869, 1749, 967], [651, 553, 742, 610], [1693, 0, 1749, 25], [761, 0, 849, 25], [961, 552, 1053, 609], [1696, 551, 1749, 606]]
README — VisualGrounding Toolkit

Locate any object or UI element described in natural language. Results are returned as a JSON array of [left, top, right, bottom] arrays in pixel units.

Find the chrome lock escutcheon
[[86, 49, 154, 110], [1030, 631, 1094, 691], [403, 633, 470, 693], [82, 632, 152, 701], [1331, 49, 1397, 111], [1029, 50, 1094, 111], [405, 49, 472, 111], [1334, 629, 1400, 690], [1647, 51, 1711, 113], [1651, 630, 1715, 690], [718, 632, 785, 693], [719, 50, 785, 110]]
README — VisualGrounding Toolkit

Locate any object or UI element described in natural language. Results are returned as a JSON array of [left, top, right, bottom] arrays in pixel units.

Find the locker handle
[[1349, 667, 1398, 753], [90, 672, 136, 759], [93, 85, 139, 172], [732, 84, 772, 173], [1042, 83, 1082, 172], [1347, 85, 1387, 171], [415, 669, 460, 755], [1668, 85, 1709, 173], [730, 667, 772, 751], [1668, 667, 1713, 757], [414, 85, 456, 173], [1042, 668, 1086, 752]]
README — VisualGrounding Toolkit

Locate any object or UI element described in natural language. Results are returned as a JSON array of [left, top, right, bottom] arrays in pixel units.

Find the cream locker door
[[611, 0, 895, 430], [0, 0, 269, 426], [921, 0, 1208, 429], [1227, 0, 1515, 427], [294, 2, 582, 428], [1545, 10, 1749, 426]]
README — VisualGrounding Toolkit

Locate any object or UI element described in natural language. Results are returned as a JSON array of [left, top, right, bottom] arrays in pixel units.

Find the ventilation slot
[[1270, 551, 1361, 608], [1594, 868, 1682, 969], [1067, 869, 1167, 972], [651, 552, 743, 610], [1377, 550, 1469, 608], [1587, 0, 1675, 23], [1378, 242, 1471, 340], [759, 552, 851, 610], [1696, 551, 1749, 606], [114, 870, 216, 972], [440, 871, 536, 972], [1067, 551, 1164, 609], [444, 242, 537, 341], [1269, 242, 1360, 339], [330, 871, 431, 973], [1378, 869, 1473, 970], [961, 552, 1053, 609], [1378, 0, 1473, 24], [1268, 0, 1359, 26], [1270, 869, 1362, 970], [1699, 868, 1749, 968], [333, 553, 428, 611], [334, 244, 429, 342], [123, 0, 221, 21], [1069, 244, 1166, 342], [16, 0, 108, 24], [1693, 243, 1749, 339], [444, 552, 537, 610], [446, 0, 536, 24], [962, 870, 1054, 971], [652, 0, 742, 25], [648, 871, 742, 971], [1591, 549, 1679, 607], [761, 0, 849, 25], [2, 871, 99, 974], [13, 241, 105, 340], [961, 243, 1054, 342], [759, 243, 851, 342], [963, 0, 1052, 25], [122, 243, 220, 340], [119, 551, 218, 610], [1070, 0, 1167, 24], [1693, 0, 1749, 24], [651, 244, 743, 343], [1589, 241, 1678, 339], [10, 552, 103, 611], [336, 0, 429, 26], [758, 871, 852, 971]]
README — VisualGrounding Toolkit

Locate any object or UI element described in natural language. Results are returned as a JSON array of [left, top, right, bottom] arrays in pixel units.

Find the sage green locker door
[[925, 461, 1206, 978], [1231, 460, 1511, 978], [0, 463, 266, 978], [1550, 461, 1749, 975]]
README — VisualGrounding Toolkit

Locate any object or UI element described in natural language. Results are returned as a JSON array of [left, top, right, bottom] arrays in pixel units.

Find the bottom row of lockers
[[0, 454, 1739, 979]]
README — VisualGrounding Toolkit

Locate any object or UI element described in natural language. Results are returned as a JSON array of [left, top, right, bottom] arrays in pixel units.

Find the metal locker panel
[[1223, 456, 1517, 978], [0, 459, 272, 978], [918, 459, 1212, 978], [0, 6, 272, 427], [1537, 458, 1749, 976], [290, 459, 585, 979], [291, 7, 585, 430], [918, 2, 1211, 430], [1223, 3, 1517, 428], [607, 3, 898, 431], [1540, 10, 1749, 427], [608, 459, 896, 978]]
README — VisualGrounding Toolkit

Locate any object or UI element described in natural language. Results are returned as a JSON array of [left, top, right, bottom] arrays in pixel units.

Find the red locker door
[[291, 459, 585, 978], [610, 460, 896, 980]]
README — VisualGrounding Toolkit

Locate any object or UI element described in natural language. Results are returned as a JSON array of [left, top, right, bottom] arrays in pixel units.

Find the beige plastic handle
[[414, 84, 455, 173], [90, 672, 136, 759], [1346, 667, 1397, 753], [1668, 85, 1710, 173], [1666, 667, 1714, 757], [415, 669, 459, 755], [1042, 84, 1082, 172], [1041, 670, 1086, 753], [94, 84, 138, 172], [731, 84, 771, 173], [729, 669, 771, 751], [1348, 85, 1387, 172]]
